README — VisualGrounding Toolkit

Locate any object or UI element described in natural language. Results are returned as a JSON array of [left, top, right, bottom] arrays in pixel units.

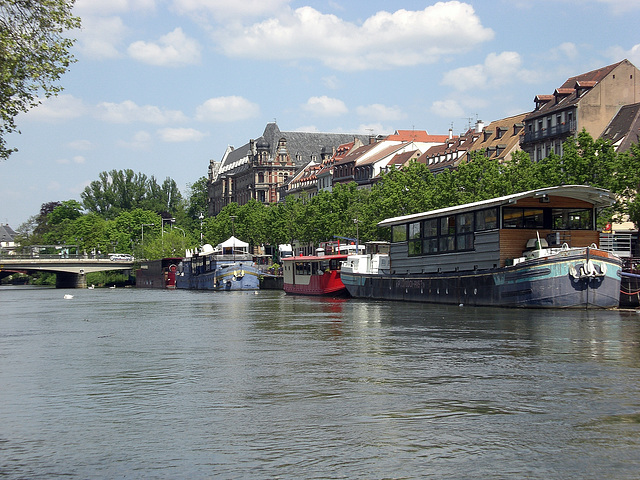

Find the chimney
[[475, 120, 484, 133], [448, 128, 453, 140]]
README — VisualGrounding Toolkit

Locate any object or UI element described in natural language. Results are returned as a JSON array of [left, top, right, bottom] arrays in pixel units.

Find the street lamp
[[199, 213, 204, 245], [141, 223, 154, 258], [161, 217, 175, 239]]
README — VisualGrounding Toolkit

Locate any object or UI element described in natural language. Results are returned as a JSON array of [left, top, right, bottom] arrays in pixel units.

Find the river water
[[1, 286, 639, 479]]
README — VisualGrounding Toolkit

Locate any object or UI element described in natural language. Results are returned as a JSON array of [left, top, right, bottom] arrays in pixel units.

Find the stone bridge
[[0, 256, 135, 288]]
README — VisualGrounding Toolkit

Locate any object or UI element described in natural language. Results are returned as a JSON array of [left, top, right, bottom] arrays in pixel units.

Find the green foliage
[[81, 169, 183, 218], [0, 0, 80, 159], [185, 176, 209, 223]]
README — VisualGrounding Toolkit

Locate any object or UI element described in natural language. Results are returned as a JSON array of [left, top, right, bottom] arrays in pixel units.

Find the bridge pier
[[56, 271, 87, 289]]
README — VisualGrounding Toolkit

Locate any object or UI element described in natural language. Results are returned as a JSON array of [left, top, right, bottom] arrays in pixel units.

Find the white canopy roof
[[217, 236, 249, 249]]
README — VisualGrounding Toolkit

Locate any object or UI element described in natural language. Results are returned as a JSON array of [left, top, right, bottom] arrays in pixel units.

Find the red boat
[[282, 253, 349, 296]]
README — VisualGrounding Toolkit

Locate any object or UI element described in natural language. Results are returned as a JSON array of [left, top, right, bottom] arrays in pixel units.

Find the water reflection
[[1, 286, 639, 479]]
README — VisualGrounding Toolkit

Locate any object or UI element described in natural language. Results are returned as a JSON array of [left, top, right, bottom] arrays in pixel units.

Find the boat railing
[[599, 232, 632, 258]]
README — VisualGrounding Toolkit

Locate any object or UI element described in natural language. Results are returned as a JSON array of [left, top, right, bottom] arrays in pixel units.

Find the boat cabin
[[377, 185, 615, 275]]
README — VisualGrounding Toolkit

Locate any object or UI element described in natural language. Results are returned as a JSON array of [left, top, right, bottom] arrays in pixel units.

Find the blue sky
[[2, 0, 640, 229]]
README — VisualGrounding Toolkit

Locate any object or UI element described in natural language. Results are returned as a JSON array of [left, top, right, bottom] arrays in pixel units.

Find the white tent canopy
[[217, 236, 249, 251]]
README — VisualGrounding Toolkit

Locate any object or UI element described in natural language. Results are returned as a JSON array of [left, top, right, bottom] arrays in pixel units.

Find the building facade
[[521, 59, 640, 161], [208, 123, 368, 215]]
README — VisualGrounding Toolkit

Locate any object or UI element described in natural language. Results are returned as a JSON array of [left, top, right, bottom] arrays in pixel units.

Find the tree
[[0, 0, 80, 159], [81, 169, 185, 219], [186, 176, 209, 222]]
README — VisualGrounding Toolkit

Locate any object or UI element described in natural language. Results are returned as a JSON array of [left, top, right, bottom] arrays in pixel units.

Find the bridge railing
[[0, 253, 132, 261]]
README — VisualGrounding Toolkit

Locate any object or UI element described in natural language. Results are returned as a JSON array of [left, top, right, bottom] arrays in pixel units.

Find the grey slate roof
[[218, 123, 369, 173], [600, 102, 640, 152], [0, 224, 17, 243]]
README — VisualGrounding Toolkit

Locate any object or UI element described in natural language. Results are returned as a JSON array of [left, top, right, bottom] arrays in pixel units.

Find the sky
[[1, 0, 640, 229]]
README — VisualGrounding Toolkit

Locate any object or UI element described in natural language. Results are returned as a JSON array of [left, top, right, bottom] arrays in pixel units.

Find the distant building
[[208, 123, 368, 215], [0, 224, 17, 254], [521, 59, 640, 161], [421, 124, 481, 174], [469, 113, 527, 162], [333, 130, 450, 187], [600, 102, 640, 153]]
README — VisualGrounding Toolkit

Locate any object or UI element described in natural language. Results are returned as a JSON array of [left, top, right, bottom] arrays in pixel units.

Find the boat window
[[457, 212, 474, 233], [392, 224, 407, 242], [295, 262, 311, 275], [523, 209, 544, 229], [329, 259, 341, 270], [438, 216, 456, 252], [476, 208, 498, 231], [422, 219, 439, 254], [503, 207, 523, 228], [423, 218, 438, 237], [503, 207, 547, 229], [552, 208, 592, 230], [408, 222, 422, 255], [423, 237, 438, 254]]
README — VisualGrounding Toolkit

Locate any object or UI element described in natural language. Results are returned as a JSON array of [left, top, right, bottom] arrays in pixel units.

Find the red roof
[[386, 130, 451, 143]]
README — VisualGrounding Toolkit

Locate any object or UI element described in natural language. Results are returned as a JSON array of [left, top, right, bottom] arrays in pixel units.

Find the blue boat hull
[[342, 251, 622, 309], [176, 263, 260, 291]]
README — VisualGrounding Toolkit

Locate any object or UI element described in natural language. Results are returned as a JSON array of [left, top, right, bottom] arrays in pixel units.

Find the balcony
[[521, 120, 576, 144]]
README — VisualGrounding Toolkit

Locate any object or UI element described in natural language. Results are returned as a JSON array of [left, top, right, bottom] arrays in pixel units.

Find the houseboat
[[282, 242, 361, 296], [136, 257, 181, 289], [341, 185, 622, 309], [176, 236, 260, 291]]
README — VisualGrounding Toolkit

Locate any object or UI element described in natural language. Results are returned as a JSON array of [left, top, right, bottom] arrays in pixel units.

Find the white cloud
[[593, 0, 640, 14], [431, 99, 465, 119], [74, 0, 156, 15], [170, 0, 290, 20], [303, 96, 348, 116], [128, 28, 202, 67], [67, 140, 94, 151], [23, 95, 87, 122], [441, 52, 524, 91], [608, 43, 640, 67], [356, 104, 404, 122], [75, 16, 128, 59], [95, 100, 187, 124], [195, 96, 260, 122], [214, 3, 494, 71], [118, 131, 153, 150], [322, 75, 341, 90], [158, 127, 208, 142]]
